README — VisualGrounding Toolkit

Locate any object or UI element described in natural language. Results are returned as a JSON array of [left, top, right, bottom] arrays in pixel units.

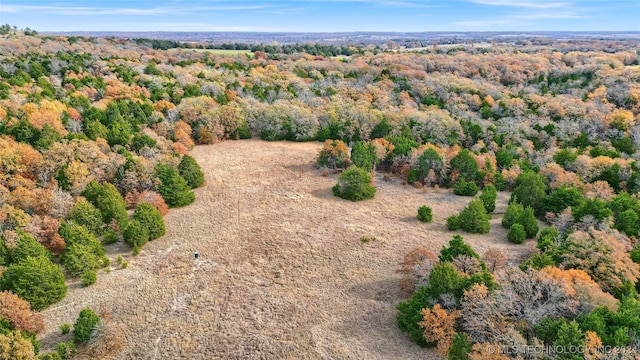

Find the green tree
[[511, 172, 547, 216], [72, 308, 101, 344], [544, 185, 583, 214], [457, 199, 490, 234], [0, 255, 68, 310], [449, 149, 479, 185], [156, 164, 195, 207], [35, 124, 62, 150], [453, 179, 478, 196], [572, 198, 612, 223], [448, 332, 471, 360], [66, 198, 104, 236], [58, 223, 108, 276], [479, 183, 497, 213], [552, 320, 584, 360], [417, 205, 433, 223], [350, 141, 377, 172], [617, 209, 639, 237], [80, 182, 128, 228], [106, 120, 131, 147], [332, 165, 376, 201], [177, 155, 205, 189], [439, 234, 480, 262], [10, 231, 52, 264], [502, 202, 524, 229], [508, 223, 526, 244], [133, 202, 165, 240], [416, 148, 443, 183], [123, 220, 149, 254], [517, 206, 539, 238]]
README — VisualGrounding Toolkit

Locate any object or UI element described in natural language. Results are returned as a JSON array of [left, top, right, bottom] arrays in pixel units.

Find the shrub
[[449, 149, 479, 185], [446, 215, 460, 230], [479, 183, 497, 214], [416, 148, 444, 184], [544, 185, 584, 214], [73, 308, 101, 344], [102, 229, 119, 245], [155, 163, 195, 208], [66, 198, 104, 236], [133, 202, 165, 240], [448, 332, 472, 360], [508, 223, 526, 244], [350, 141, 377, 172], [177, 155, 205, 189], [0, 255, 68, 311], [572, 198, 612, 223], [60, 323, 70, 334], [56, 341, 76, 359], [80, 181, 128, 228], [317, 140, 350, 169], [502, 202, 524, 229], [511, 172, 547, 216], [332, 165, 376, 201], [453, 179, 478, 196], [123, 220, 149, 254], [61, 242, 108, 276], [397, 286, 433, 347], [40, 351, 63, 360], [439, 235, 480, 262], [417, 205, 433, 223], [0, 290, 44, 334], [617, 209, 640, 237], [80, 270, 97, 287], [458, 199, 490, 234], [517, 206, 539, 239], [11, 231, 52, 264]]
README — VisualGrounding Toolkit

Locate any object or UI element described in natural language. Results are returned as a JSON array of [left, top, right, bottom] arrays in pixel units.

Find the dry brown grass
[[39, 139, 530, 359]]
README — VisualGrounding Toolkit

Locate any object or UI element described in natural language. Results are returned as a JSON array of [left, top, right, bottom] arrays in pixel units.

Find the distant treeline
[[134, 38, 363, 56]]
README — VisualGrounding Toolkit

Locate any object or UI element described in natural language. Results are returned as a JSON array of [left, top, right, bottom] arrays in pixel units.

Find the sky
[[0, 0, 638, 33]]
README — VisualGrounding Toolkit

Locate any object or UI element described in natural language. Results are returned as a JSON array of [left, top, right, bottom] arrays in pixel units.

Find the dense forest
[[0, 26, 640, 358]]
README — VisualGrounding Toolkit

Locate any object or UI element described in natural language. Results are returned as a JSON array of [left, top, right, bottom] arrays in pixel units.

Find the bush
[[544, 185, 584, 214], [80, 181, 128, 228], [60, 323, 70, 334], [449, 149, 479, 185], [573, 198, 612, 223], [133, 202, 166, 240], [11, 231, 52, 264], [511, 172, 547, 216], [66, 198, 104, 236], [73, 308, 101, 344], [56, 341, 76, 359], [518, 206, 539, 239], [502, 202, 524, 229], [123, 220, 149, 254], [332, 165, 376, 201], [446, 215, 460, 230], [479, 183, 497, 214], [155, 163, 195, 208], [59, 223, 108, 276], [457, 199, 490, 234], [102, 229, 119, 245], [417, 205, 433, 223], [80, 270, 97, 287], [453, 179, 478, 196], [508, 223, 526, 244], [40, 351, 63, 360], [0, 255, 68, 310], [350, 141, 377, 172], [317, 140, 350, 169], [448, 332, 472, 360], [177, 155, 205, 189], [439, 234, 480, 262]]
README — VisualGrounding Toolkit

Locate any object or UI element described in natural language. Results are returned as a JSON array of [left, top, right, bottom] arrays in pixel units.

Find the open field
[[40, 139, 529, 359]]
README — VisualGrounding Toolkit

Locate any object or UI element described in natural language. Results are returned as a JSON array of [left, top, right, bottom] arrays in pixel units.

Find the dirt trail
[[40, 139, 526, 359]]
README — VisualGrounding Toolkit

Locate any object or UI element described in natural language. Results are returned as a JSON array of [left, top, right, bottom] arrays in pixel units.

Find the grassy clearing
[[40, 139, 527, 359]]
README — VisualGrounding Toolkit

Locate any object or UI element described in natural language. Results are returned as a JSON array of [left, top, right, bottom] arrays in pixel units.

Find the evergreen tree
[[479, 183, 497, 213], [156, 164, 195, 207], [177, 155, 205, 189], [350, 141, 377, 172], [511, 172, 547, 216], [457, 199, 490, 234], [72, 308, 101, 344], [133, 202, 165, 240], [332, 165, 376, 201], [0, 255, 68, 310]]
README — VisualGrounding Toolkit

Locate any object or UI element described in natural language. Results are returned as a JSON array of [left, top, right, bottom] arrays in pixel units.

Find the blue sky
[[0, 0, 638, 32]]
